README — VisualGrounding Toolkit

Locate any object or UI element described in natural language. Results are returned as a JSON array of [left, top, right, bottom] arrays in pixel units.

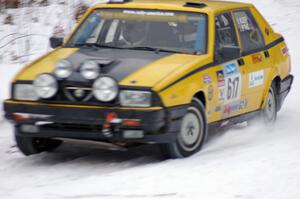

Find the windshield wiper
[[73, 43, 183, 53], [123, 46, 182, 54], [73, 43, 123, 49]]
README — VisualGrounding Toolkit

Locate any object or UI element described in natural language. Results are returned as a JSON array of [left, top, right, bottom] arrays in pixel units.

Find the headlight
[[93, 76, 118, 102], [33, 74, 58, 99], [13, 84, 38, 101], [119, 90, 151, 107], [80, 60, 100, 80], [54, 59, 73, 78]]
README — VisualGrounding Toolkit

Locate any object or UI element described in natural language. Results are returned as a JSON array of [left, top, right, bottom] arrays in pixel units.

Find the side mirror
[[50, 37, 63, 48], [216, 46, 241, 61]]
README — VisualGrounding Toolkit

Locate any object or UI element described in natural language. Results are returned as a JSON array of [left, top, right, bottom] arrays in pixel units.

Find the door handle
[[238, 58, 245, 66]]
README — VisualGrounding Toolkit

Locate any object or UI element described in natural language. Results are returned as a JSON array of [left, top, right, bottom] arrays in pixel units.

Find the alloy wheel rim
[[265, 90, 276, 122], [178, 107, 204, 152]]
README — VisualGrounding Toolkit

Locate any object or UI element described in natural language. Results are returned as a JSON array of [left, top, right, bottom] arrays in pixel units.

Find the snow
[[1, 0, 300, 198]]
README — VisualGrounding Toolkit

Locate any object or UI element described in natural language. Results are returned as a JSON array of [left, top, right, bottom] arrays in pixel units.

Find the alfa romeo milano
[[3, 0, 293, 158]]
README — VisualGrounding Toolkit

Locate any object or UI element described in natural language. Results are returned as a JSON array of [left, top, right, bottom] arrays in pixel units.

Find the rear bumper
[[278, 75, 294, 111], [4, 101, 187, 143]]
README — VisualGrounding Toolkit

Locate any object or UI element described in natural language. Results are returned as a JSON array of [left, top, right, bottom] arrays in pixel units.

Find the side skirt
[[208, 110, 261, 131]]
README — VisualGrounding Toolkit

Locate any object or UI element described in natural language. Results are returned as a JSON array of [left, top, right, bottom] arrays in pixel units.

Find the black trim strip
[[241, 37, 284, 57], [159, 37, 285, 92]]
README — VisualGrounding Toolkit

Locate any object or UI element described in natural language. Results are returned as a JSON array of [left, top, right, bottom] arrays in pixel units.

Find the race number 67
[[227, 76, 240, 100]]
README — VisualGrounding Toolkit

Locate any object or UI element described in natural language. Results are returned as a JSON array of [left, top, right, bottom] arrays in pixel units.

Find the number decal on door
[[225, 73, 242, 103], [227, 75, 240, 100], [222, 61, 242, 103]]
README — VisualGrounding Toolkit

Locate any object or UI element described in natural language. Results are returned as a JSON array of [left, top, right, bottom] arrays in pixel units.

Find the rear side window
[[233, 9, 265, 53], [215, 12, 239, 50]]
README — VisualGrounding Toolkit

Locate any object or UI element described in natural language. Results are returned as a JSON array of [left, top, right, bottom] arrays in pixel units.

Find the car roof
[[95, 0, 253, 14]]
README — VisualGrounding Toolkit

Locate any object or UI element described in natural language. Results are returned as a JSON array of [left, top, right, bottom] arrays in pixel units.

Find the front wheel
[[15, 127, 62, 156], [160, 98, 207, 159]]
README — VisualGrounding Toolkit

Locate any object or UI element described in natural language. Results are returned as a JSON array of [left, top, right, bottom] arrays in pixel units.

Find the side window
[[233, 9, 265, 53], [215, 12, 239, 51]]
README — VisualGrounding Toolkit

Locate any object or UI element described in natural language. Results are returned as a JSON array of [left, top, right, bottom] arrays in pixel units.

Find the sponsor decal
[[203, 74, 212, 84], [216, 70, 225, 87], [282, 46, 289, 56], [252, 53, 263, 64], [239, 99, 248, 110], [219, 61, 242, 103], [215, 106, 221, 112], [218, 86, 225, 102], [207, 110, 212, 116], [222, 61, 239, 76], [249, 70, 264, 88], [208, 85, 214, 101], [235, 12, 251, 32], [222, 99, 248, 117]]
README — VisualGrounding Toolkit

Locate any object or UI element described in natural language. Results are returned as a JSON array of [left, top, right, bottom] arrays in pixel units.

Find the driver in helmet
[[121, 21, 147, 46]]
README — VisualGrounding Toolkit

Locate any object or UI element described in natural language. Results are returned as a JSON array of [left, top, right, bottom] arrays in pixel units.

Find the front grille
[[63, 86, 93, 102]]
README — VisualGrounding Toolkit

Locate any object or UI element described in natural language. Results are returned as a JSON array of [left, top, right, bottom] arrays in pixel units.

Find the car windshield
[[67, 9, 207, 54]]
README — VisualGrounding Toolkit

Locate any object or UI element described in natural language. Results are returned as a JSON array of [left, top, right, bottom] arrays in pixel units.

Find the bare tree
[[0, 0, 20, 9]]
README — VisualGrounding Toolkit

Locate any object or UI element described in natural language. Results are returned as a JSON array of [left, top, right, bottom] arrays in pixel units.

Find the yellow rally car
[[3, 0, 294, 158]]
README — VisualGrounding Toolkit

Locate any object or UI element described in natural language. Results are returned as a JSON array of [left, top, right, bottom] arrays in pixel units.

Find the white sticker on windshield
[[123, 10, 175, 16]]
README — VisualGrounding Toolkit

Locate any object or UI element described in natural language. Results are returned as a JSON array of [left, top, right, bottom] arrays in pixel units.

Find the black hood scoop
[[65, 47, 170, 82]]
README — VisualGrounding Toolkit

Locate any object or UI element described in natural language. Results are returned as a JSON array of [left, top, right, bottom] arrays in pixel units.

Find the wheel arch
[[262, 75, 281, 109], [193, 90, 206, 108]]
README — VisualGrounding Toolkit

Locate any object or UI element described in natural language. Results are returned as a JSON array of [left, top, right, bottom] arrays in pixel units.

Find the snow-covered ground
[[0, 0, 300, 198]]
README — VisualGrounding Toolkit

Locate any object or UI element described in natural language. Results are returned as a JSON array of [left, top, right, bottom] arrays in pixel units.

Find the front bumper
[[3, 101, 187, 143]]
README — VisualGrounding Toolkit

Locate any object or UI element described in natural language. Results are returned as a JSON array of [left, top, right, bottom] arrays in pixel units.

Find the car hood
[[15, 47, 211, 91]]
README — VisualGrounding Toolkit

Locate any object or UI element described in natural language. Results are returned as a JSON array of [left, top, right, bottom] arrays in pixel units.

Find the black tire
[[15, 128, 62, 156], [160, 98, 208, 159], [262, 83, 278, 123]]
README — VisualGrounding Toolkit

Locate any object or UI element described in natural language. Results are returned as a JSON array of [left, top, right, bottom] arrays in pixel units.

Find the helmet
[[121, 21, 147, 45]]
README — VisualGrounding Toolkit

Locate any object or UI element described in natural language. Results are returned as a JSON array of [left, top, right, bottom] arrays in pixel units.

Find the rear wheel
[[161, 98, 207, 159], [15, 127, 62, 156], [262, 84, 277, 123]]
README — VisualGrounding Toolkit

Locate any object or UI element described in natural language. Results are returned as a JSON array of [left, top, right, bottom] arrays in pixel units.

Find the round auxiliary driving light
[[93, 76, 118, 102], [54, 59, 73, 78], [80, 60, 100, 80]]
